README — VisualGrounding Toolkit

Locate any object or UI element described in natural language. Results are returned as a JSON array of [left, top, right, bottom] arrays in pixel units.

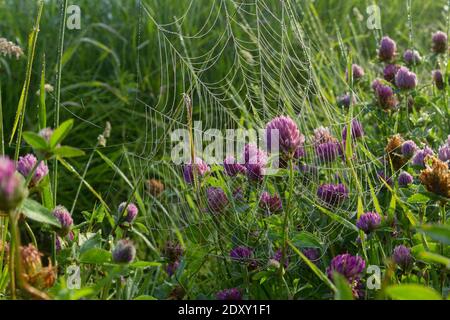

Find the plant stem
[[280, 159, 294, 273], [52, 0, 69, 205]]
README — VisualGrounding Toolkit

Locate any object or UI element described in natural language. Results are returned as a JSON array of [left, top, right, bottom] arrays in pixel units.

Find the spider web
[[127, 0, 391, 270]]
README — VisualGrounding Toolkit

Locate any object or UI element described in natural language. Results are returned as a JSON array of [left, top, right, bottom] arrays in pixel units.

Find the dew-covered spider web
[[117, 0, 395, 268]]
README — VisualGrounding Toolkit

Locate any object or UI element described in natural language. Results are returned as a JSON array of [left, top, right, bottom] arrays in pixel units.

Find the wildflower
[[419, 156, 450, 198], [112, 239, 136, 264], [17, 154, 49, 187], [259, 191, 282, 214], [216, 288, 242, 300], [432, 31, 448, 54], [183, 157, 210, 184], [272, 249, 288, 268], [383, 64, 400, 83], [118, 202, 138, 223], [346, 64, 364, 81], [438, 136, 450, 162], [342, 119, 364, 141], [378, 36, 397, 61], [336, 93, 356, 108], [315, 141, 341, 163], [206, 187, 228, 213], [302, 248, 320, 262], [377, 170, 393, 187], [392, 245, 413, 270], [266, 116, 304, 162], [38, 127, 54, 143], [403, 49, 422, 65], [0, 37, 23, 59], [162, 241, 184, 262], [166, 261, 180, 276], [317, 183, 349, 206], [401, 140, 418, 158], [372, 78, 383, 91], [223, 156, 246, 176], [395, 67, 417, 90], [356, 212, 382, 234], [52, 205, 73, 236], [411, 146, 434, 168], [385, 134, 407, 171], [293, 145, 306, 159], [55, 231, 75, 252], [375, 83, 398, 110], [398, 171, 414, 187], [146, 178, 164, 196], [20, 244, 56, 290], [243, 144, 267, 181], [230, 246, 253, 261], [0, 156, 27, 212], [327, 253, 365, 282], [432, 70, 445, 90]]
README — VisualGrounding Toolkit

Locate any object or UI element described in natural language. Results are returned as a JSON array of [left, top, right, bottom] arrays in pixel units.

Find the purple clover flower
[[315, 141, 340, 163], [337, 93, 356, 108], [432, 31, 448, 54], [0, 156, 26, 211], [375, 84, 398, 109], [411, 146, 434, 168], [317, 183, 349, 206], [206, 187, 228, 213], [265, 116, 304, 157], [259, 191, 282, 214], [223, 156, 246, 176], [52, 205, 73, 236], [17, 154, 48, 187], [183, 157, 210, 184], [432, 70, 445, 90], [401, 140, 418, 158], [273, 249, 289, 268], [230, 246, 253, 261], [377, 171, 393, 187], [395, 67, 417, 90], [327, 253, 365, 282], [372, 78, 383, 91], [346, 64, 364, 81], [302, 248, 320, 262], [398, 172, 414, 187], [342, 119, 364, 142], [356, 211, 382, 234], [383, 64, 400, 83], [112, 239, 136, 264], [438, 136, 450, 162], [163, 241, 184, 262], [378, 36, 397, 61], [166, 261, 180, 276], [243, 144, 268, 181], [216, 288, 242, 300], [392, 245, 413, 269], [118, 202, 138, 223], [403, 49, 421, 65]]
